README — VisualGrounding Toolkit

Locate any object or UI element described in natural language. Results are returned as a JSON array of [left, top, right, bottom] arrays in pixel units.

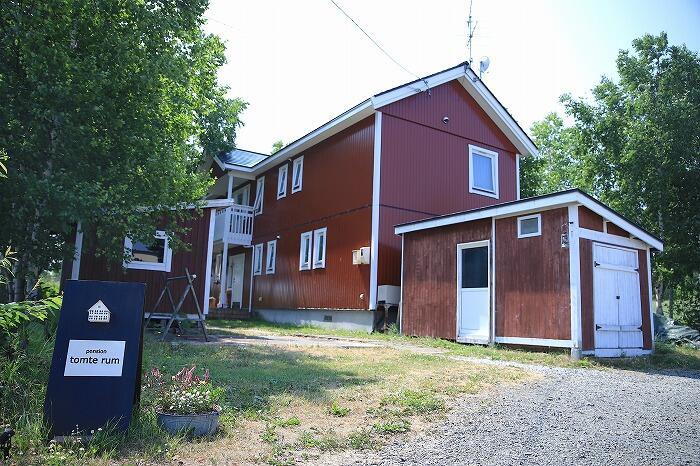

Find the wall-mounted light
[[442, 116, 449, 124]]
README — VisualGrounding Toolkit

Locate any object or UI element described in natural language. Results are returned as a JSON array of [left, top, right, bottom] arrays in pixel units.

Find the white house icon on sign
[[87, 300, 111, 323]]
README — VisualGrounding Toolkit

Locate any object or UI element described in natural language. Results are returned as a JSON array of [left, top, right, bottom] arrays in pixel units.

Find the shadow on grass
[[115, 334, 379, 459]]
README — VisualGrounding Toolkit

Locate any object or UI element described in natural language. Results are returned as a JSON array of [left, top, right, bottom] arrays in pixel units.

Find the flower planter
[[156, 411, 220, 437]]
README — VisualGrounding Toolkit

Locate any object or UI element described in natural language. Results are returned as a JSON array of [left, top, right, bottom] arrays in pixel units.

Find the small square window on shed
[[124, 230, 172, 272], [517, 214, 542, 238]]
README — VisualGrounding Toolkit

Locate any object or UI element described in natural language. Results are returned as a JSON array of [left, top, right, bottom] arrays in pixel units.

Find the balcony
[[213, 204, 254, 246]]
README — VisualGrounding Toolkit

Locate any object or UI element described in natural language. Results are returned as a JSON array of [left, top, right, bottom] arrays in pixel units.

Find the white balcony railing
[[213, 204, 254, 246]]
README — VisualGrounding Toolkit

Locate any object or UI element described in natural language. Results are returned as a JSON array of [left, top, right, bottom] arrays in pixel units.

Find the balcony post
[[219, 173, 235, 307]]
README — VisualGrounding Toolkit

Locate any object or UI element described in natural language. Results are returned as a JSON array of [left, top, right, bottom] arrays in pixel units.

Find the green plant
[[145, 366, 224, 415], [347, 428, 376, 450], [380, 390, 445, 415], [327, 401, 350, 417], [373, 419, 411, 434]]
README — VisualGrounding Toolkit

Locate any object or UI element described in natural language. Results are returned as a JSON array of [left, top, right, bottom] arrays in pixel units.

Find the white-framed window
[[517, 213, 542, 238], [277, 165, 288, 199], [299, 231, 312, 270], [291, 156, 304, 193], [468, 145, 499, 199], [233, 184, 250, 206], [253, 243, 263, 275], [253, 176, 265, 215], [266, 240, 277, 274], [312, 227, 327, 269], [124, 230, 173, 272]]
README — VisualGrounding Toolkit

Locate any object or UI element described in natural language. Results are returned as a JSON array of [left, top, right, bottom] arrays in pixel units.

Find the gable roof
[[216, 62, 538, 178], [393, 189, 663, 251]]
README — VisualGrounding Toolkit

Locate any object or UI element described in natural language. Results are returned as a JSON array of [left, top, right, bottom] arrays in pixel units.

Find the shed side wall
[[401, 219, 492, 340], [495, 208, 571, 340]]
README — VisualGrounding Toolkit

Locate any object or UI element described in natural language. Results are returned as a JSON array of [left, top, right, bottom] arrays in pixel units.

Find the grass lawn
[[207, 319, 700, 371], [4, 331, 525, 465], [4, 319, 698, 465]]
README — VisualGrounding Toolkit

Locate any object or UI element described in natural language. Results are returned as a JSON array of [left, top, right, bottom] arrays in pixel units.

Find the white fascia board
[[213, 155, 227, 171], [248, 100, 374, 175], [494, 336, 572, 348], [370, 66, 466, 108], [576, 198, 664, 251], [369, 64, 538, 158], [457, 73, 539, 157], [395, 191, 580, 235], [394, 191, 663, 251]]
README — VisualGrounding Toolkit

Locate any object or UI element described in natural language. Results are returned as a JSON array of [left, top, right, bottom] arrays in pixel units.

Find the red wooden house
[[68, 62, 662, 355]]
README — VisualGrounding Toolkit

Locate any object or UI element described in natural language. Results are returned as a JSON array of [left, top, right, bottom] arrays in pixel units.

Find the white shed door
[[457, 241, 490, 343], [593, 244, 643, 356]]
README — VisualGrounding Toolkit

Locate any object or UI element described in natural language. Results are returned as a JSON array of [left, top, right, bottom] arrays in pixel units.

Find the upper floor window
[[124, 230, 172, 272], [292, 156, 304, 193], [468, 145, 499, 199], [277, 165, 288, 199], [253, 176, 265, 215], [266, 240, 277, 274], [517, 214, 541, 238], [312, 227, 327, 269], [299, 231, 312, 270], [233, 184, 250, 206], [253, 243, 263, 275]]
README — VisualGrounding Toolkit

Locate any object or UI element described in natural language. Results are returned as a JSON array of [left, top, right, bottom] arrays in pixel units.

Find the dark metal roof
[[218, 148, 269, 168]]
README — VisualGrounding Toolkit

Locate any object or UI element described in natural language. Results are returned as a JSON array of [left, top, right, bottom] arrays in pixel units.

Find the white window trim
[[254, 176, 265, 215], [124, 230, 173, 272], [312, 227, 327, 269], [291, 156, 304, 193], [468, 144, 499, 199], [517, 213, 542, 238], [299, 231, 312, 271], [253, 243, 263, 275], [265, 240, 277, 274], [277, 165, 288, 199]]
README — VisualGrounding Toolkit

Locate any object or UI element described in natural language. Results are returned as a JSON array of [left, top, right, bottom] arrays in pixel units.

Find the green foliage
[[327, 401, 351, 417], [372, 419, 410, 434], [522, 32, 700, 325], [673, 276, 700, 330], [0, 0, 246, 295], [271, 140, 284, 154], [380, 389, 445, 415], [0, 296, 61, 339]]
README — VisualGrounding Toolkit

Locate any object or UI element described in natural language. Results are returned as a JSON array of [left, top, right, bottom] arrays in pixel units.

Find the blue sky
[[204, 0, 700, 154]]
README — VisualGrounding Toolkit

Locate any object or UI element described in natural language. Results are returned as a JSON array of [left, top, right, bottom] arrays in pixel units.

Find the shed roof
[[394, 189, 663, 251], [218, 148, 269, 168]]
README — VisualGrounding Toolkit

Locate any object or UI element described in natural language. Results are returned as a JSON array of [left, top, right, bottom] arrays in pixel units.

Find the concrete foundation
[[254, 309, 374, 333]]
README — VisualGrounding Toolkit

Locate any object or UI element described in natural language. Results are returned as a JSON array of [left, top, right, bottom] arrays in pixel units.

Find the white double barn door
[[593, 243, 643, 356]]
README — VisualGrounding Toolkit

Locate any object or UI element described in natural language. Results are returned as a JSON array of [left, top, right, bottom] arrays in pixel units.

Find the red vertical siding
[[377, 80, 519, 287], [578, 206, 604, 231], [250, 117, 374, 310], [77, 209, 212, 314], [495, 208, 571, 340], [401, 219, 492, 340]]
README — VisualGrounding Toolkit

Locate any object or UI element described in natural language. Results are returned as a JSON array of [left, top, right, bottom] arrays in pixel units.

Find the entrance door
[[457, 241, 490, 343], [229, 253, 246, 307], [593, 243, 643, 356]]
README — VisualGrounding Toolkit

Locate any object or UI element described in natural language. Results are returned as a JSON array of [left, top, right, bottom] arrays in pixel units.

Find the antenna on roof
[[466, 0, 478, 67]]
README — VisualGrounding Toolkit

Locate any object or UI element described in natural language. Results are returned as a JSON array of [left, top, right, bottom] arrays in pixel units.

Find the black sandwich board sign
[[44, 280, 146, 438]]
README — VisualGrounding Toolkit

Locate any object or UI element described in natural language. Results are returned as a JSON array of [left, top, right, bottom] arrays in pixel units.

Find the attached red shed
[[395, 189, 663, 358]]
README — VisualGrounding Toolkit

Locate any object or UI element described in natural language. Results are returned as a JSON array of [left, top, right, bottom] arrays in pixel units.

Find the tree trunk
[[668, 286, 675, 321], [654, 281, 665, 314]]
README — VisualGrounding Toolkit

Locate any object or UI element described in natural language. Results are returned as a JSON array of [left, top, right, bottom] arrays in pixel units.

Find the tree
[[522, 33, 700, 323], [271, 140, 284, 154], [0, 1, 246, 300]]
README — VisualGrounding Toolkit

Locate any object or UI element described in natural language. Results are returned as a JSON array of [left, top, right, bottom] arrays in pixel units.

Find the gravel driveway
[[324, 364, 700, 466]]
